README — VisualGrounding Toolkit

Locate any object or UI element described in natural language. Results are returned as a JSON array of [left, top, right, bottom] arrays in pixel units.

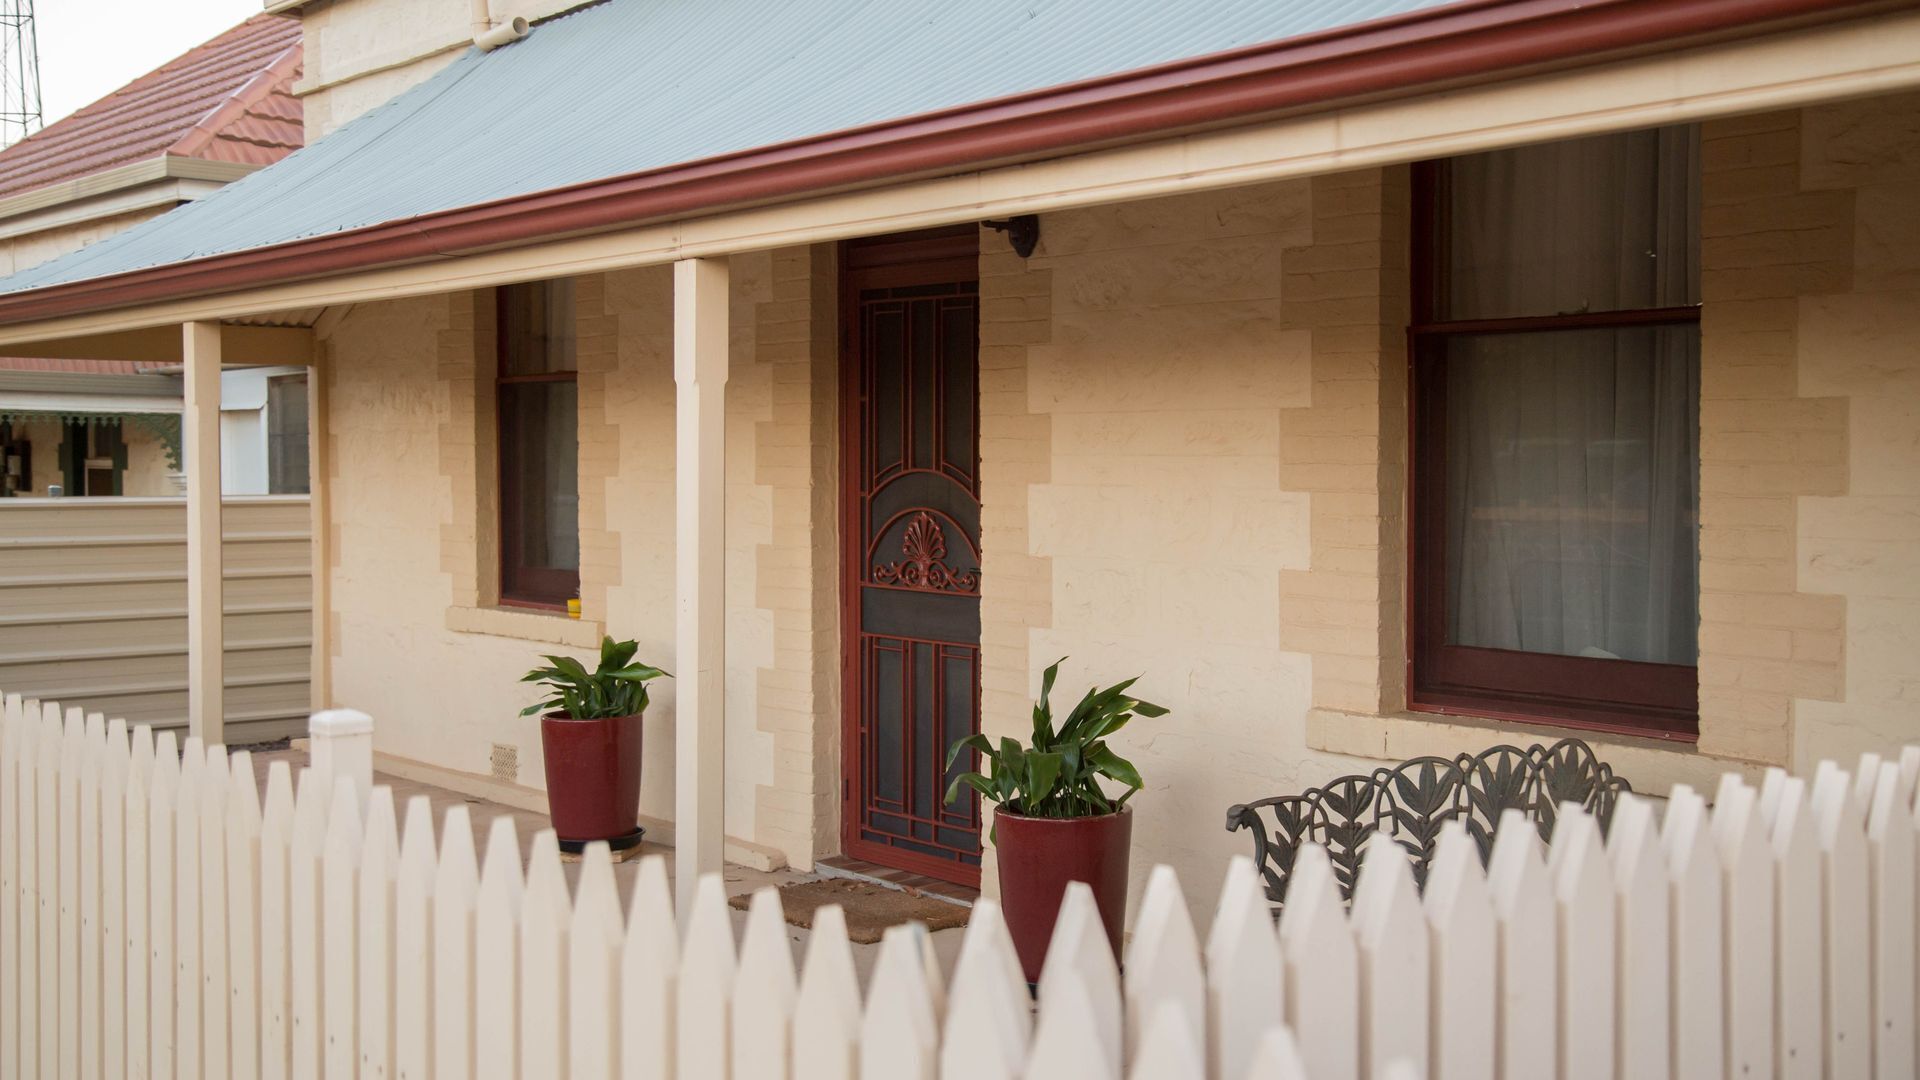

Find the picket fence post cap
[[308, 709, 374, 737]]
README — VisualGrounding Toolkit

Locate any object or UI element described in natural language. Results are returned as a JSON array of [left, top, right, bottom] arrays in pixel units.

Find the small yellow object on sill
[[567, 598, 581, 620]]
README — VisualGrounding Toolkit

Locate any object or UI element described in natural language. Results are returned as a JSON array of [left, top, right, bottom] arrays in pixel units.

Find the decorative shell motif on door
[[872, 510, 980, 594]]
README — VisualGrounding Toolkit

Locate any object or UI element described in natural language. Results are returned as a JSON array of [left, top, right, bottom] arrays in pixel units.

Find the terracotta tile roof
[[0, 358, 150, 374], [0, 13, 303, 201]]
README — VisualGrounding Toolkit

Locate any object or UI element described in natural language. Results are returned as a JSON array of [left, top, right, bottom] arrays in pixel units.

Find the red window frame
[[1407, 158, 1701, 741], [496, 282, 580, 610]]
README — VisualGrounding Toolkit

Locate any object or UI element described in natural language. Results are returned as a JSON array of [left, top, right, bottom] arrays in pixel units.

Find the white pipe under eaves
[[474, 17, 530, 50], [469, 0, 529, 51]]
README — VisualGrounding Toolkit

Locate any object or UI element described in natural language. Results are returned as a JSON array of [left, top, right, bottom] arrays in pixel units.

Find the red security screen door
[[841, 227, 983, 885]]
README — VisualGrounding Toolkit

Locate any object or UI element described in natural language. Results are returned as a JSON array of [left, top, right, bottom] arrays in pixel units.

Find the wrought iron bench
[[1225, 738, 1631, 910]]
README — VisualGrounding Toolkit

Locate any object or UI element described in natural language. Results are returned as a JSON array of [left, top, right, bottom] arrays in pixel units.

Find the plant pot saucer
[[557, 825, 645, 860]]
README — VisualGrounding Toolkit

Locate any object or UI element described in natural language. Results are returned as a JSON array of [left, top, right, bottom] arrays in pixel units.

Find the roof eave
[[0, 157, 260, 226], [0, 0, 1898, 326]]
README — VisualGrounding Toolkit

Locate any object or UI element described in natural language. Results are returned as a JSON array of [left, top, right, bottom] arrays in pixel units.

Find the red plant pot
[[540, 711, 643, 843], [992, 806, 1132, 983]]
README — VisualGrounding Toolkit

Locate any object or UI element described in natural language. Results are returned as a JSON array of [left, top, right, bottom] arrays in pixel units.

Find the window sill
[[1304, 707, 1768, 798], [445, 604, 604, 650]]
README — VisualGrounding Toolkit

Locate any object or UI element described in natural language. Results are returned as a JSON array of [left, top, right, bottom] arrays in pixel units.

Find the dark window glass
[[1412, 126, 1702, 739], [267, 373, 310, 495], [498, 281, 580, 607]]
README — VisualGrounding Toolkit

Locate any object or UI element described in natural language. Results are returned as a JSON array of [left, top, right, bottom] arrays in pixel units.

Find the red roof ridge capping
[[0, 13, 302, 201], [168, 39, 305, 165], [0, 0, 1896, 326]]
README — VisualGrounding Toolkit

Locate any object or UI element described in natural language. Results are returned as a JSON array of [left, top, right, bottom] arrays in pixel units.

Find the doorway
[[839, 226, 983, 885]]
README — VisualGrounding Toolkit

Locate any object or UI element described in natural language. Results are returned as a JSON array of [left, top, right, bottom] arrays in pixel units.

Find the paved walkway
[[245, 746, 970, 986]]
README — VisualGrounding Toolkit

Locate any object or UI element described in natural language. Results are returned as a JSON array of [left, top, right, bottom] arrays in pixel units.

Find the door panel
[[842, 233, 982, 884]]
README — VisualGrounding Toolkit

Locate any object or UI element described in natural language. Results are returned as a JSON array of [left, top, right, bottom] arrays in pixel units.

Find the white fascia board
[[0, 389, 184, 414], [0, 159, 259, 234]]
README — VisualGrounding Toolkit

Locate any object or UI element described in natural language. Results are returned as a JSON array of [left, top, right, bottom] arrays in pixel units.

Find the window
[[1411, 126, 1702, 739], [267, 373, 310, 495], [497, 279, 580, 608], [62, 420, 125, 496]]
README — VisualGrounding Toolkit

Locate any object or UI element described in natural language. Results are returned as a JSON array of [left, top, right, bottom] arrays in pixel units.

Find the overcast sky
[[36, 0, 264, 127]]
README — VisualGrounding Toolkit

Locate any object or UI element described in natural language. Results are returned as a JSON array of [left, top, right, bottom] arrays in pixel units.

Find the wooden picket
[[102, 718, 128, 1080], [1038, 881, 1123, 1074], [940, 899, 1022, 1080], [57, 710, 79, 1080], [1865, 761, 1916, 1079], [1810, 762, 1871, 1078], [1767, 773, 1823, 1079], [1278, 843, 1356, 1080], [1352, 838, 1427, 1079], [472, 816, 521, 1080], [4, 689, 1920, 1080], [733, 887, 796, 1079], [321, 776, 362, 1080], [620, 853, 677, 1080], [1713, 774, 1774, 1080], [37, 704, 59, 1079], [149, 730, 177, 1080], [1422, 823, 1493, 1080], [1606, 795, 1668, 1080], [863, 923, 939, 1080], [288, 766, 327, 1080], [1485, 809, 1553, 1080], [520, 829, 569, 1080], [202, 744, 232, 1080], [1205, 857, 1281, 1080], [1126, 864, 1205, 1069], [228, 749, 264, 1080], [1, 694, 19, 1080], [79, 714, 102, 1080], [1661, 785, 1724, 1080], [430, 804, 478, 1080], [358, 786, 400, 1080], [126, 722, 152, 1080], [394, 795, 436, 1080], [567, 844, 622, 1080]]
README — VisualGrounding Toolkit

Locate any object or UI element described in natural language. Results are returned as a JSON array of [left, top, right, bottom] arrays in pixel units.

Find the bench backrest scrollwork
[[1225, 738, 1631, 910]]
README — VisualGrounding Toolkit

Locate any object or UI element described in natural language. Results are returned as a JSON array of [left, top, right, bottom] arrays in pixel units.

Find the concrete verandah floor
[[246, 747, 970, 986]]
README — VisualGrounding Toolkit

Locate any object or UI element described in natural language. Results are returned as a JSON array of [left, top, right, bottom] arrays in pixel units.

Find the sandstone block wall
[[315, 95, 1920, 902], [1783, 91, 1920, 770], [1697, 111, 1851, 765], [324, 249, 839, 868]]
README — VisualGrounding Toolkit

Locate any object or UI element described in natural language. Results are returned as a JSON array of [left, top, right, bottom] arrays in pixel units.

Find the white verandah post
[[183, 320, 225, 745], [673, 257, 728, 915]]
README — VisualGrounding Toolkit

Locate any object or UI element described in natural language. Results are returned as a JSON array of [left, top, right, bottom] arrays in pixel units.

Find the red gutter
[[0, 0, 1894, 324]]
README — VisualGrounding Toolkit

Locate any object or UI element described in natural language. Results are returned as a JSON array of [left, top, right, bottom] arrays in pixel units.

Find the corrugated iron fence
[[0, 498, 311, 741], [2, 689, 1918, 1079]]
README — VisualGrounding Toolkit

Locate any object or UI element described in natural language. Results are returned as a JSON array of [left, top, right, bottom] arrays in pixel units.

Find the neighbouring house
[[0, 14, 315, 740], [0, 13, 309, 498], [0, 0, 1913, 917], [0, 358, 181, 496]]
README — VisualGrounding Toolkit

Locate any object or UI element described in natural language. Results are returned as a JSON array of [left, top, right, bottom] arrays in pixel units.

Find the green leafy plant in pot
[[521, 637, 668, 852], [945, 657, 1166, 981]]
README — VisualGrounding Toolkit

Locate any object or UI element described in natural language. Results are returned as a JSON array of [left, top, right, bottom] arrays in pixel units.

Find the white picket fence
[[2, 690, 1919, 1080]]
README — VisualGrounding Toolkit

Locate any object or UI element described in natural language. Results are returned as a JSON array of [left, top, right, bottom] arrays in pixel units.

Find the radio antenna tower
[[0, 0, 40, 148]]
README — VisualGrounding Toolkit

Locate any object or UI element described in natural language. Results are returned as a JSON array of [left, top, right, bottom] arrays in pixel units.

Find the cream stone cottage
[[0, 0, 1915, 914]]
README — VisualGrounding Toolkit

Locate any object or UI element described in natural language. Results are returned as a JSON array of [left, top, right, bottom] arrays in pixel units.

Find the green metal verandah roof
[[0, 0, 1452, 297]]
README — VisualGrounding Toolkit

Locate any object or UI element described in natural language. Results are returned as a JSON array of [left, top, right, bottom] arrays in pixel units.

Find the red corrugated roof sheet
[[0, 358, 149, 374], [0, 13, 303, 201]]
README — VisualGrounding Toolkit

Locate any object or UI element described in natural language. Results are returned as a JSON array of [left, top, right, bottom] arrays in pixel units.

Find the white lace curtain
[[1442, 127, 1701, 666]]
